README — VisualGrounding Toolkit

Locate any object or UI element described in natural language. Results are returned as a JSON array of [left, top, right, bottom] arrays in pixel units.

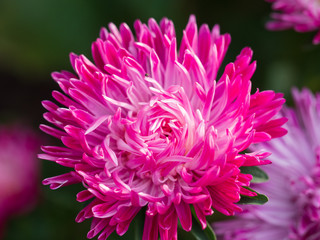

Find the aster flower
[[0, 125, 40, 237], [214, 88, 320, 240], [265, 0, 320, 44], [40, 15, 287, 240]]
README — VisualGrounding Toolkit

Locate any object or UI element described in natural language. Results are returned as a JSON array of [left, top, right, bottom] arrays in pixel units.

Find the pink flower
[[0, 125, 40, 236], [40, 15, 287, 240], [265, 0, 320, 44], [213, 88, 320, 240]]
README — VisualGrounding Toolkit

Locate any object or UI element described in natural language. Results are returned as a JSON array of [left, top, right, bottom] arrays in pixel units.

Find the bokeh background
[[1, 0, 320, 239]]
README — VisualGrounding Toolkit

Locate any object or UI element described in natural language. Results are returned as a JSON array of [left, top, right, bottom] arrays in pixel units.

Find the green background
[[1, 0, 319, 239]]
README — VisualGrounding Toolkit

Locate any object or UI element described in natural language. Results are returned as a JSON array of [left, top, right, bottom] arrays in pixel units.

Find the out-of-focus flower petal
[[214, 88, 320, 239], [265, 0, 320, 44]]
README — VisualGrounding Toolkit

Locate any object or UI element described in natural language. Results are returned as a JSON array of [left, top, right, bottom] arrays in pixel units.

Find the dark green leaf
[[190, 208, 217, 240], [133, 209, 144, 240], [238, 187, 269, 205], [240, 166, 269, 183], [203, 221, 217, 240]]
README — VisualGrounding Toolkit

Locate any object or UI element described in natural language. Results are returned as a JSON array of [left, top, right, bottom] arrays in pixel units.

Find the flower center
[[114, 88, 203, 183], [135, 96, 194, 157]]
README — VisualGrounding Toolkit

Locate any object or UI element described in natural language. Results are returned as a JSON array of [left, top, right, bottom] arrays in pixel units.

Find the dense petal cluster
[[0, 125, 40, 236], [214, 88, 320, 240], [265, 0, 320, 44], [40, 15, 287, 240]]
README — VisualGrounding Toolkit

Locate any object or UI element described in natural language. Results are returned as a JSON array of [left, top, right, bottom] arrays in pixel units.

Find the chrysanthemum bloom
[[40, 15, 287, 240], [0, 125, 40, 236], [213, 88, 320, 240], [265, 0, 320, 44]]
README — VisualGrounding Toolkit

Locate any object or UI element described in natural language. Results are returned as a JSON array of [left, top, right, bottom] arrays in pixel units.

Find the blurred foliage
[[1, 0, 320, 239]]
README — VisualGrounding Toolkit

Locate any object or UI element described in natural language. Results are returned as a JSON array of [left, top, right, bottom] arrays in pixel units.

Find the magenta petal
[[175, 202, 192, 231], [142, 214, 159, 240], [42, 172, 81, 190]]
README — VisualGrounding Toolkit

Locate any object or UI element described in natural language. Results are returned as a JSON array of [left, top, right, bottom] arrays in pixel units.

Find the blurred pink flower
[[214, 88, 320, 239], [0, 125, 40, 236], [266, 0, 320, 44], [40, 15, 286, 240]]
